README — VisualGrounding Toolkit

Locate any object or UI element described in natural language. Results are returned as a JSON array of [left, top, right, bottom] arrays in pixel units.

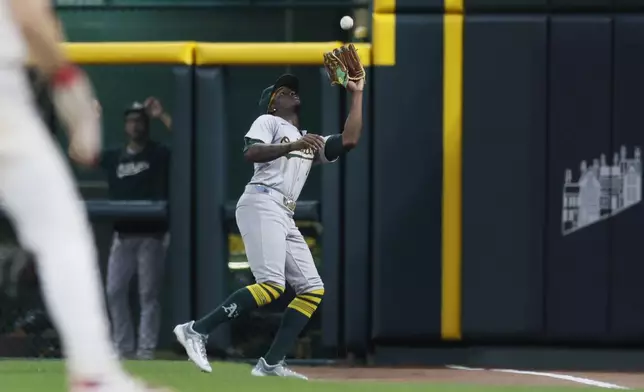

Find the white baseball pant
[[0, 68, 119, 378]]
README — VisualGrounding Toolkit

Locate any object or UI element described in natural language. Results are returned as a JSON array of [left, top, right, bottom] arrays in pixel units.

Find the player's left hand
[[347, 79, 365, 93], [144, 97, 164, 118]]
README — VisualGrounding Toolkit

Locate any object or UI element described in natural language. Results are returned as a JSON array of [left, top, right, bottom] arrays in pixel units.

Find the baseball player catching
[[174, 44, 366, 379], [2, 0, 169, 391]]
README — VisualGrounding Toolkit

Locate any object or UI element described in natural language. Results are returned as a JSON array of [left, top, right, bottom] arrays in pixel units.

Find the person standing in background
[[97, 98, 172, 360]]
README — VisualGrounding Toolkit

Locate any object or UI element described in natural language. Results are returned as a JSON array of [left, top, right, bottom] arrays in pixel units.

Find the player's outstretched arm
[[341, 79, 365, 150], [321, 79, 365, 162]]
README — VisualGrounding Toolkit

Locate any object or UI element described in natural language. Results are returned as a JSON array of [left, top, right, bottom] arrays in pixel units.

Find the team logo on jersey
[[281, 136, 315, 159], [116, 161, 150, 179], [287, 150, 315, 160]]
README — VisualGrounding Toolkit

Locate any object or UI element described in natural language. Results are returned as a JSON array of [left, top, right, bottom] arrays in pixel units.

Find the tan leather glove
[[323, 44, 366, 88]]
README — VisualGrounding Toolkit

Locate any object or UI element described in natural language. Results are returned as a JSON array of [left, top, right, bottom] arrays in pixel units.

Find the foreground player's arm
[[10, 0, 67, 78], [11, 0, 101, 166], [322, 83, 364, 161]]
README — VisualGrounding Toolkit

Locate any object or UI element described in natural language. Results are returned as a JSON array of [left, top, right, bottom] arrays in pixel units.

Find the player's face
[[273, 87, 300, 111], [125, 113, 149, 141]]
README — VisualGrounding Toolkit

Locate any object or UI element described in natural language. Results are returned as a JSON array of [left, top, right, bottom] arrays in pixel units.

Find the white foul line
[[446, 365, 630, 390], [493, 369, 630, 390]]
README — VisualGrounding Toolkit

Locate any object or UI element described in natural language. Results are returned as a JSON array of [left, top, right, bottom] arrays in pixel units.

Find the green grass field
[[0, 360, 625, 392]]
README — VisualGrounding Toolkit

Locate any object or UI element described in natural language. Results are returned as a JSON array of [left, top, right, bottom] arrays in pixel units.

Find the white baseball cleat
[[251, 357, 308, 380], [173, 321, 212, 373]]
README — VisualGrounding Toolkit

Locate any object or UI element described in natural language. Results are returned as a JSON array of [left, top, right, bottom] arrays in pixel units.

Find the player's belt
[[247, 183, 296, 212]]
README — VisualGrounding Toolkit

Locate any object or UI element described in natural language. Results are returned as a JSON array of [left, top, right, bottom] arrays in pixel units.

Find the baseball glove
[[323, 44, 365, 88]]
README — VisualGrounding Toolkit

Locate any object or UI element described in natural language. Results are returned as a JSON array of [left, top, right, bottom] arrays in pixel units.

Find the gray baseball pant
[[105, 233, 168, 359], [235, 187, 324, 293]]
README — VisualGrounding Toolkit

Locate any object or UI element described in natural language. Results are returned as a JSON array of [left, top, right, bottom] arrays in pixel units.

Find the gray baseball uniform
[[236, 114, 336, 294]]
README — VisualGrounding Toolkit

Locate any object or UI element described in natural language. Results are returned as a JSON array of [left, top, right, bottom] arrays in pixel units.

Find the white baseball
[[340, 16, 354, 30]]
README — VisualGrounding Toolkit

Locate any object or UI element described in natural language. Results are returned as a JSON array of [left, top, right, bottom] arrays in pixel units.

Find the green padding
[[371, 14, 444, 340], [465, 0, 547, 11], [545, 16, 613, 341], [0, 201, 167, 220], [461, 15, 547, 339], [393, 0, 443, 11], [224, 200, 320, 222], [85, 200, 167, 219], [611, 15, 644, 340]]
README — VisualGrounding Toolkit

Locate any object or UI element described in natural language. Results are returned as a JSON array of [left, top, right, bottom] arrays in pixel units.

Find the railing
[[61, 41, 373, 65], [55, 0, 369, 9]]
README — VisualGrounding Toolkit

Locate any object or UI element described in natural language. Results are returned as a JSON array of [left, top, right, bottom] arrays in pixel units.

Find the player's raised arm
[[316, 83, 364, 164], [321, 44, 366, 162], [9, 0, 101, 166], [340, 79, 364, 149]]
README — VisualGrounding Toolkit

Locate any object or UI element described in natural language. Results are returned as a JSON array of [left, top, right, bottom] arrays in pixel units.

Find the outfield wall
[[4, 10, 644, 366], [368, 0, 644, 368]]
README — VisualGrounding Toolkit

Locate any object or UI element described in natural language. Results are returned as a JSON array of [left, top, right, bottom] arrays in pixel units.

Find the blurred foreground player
[[2, 0, 170, 391]]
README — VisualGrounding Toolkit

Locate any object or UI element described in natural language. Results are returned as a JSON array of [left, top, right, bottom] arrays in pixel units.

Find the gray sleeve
[[245, 114, 277, 144], [243, 137, 265, 153]]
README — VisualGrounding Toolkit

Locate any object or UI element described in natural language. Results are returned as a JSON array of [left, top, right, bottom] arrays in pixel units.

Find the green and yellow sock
[[264, 289, 324, 365], [193, 282, 284, 335]]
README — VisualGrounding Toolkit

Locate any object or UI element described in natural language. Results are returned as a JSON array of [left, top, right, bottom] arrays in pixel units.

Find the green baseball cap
[[258, 74, 299, 114]]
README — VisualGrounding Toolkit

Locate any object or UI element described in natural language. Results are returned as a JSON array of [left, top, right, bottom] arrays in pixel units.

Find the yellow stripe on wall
[[372, 13, 396, 66], [441, 13, 464, 341], [373, 0, 396, 13], [445, 0, 464, 13]]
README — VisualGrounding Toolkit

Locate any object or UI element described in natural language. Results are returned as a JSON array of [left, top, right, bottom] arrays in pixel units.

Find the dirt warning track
[[295, 366, 644, 389]]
